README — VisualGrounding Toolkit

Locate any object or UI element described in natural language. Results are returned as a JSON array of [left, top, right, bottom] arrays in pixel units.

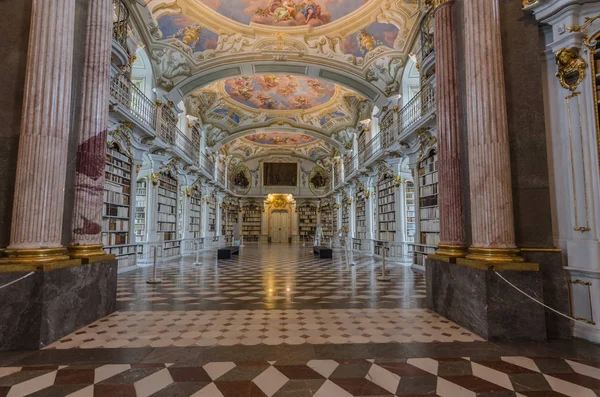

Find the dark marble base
[[0, 259, 117, 351], [521, 251, 571, 339], [426, 259, 547, 342]]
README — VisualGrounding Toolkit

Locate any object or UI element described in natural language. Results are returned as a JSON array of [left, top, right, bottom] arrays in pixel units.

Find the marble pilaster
[[461, 0, 521, 262], [3, 0, 76, 264], [432, 0, 467, 260], [69, 0, 114, 259]]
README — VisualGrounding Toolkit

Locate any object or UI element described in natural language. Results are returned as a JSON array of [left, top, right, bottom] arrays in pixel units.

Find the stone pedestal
[[426, 258, 547, 342], [0, 260, 117, 351]]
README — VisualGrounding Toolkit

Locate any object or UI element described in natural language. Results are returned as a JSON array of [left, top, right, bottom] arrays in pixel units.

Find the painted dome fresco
[[224, 75, 336, 111], [194, 0, 369, 27], [243, 132, 318, 146]]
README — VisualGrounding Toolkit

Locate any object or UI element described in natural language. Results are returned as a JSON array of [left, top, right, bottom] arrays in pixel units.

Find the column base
[[0, 247, 71, 266], [68, 244, 111, 264], [430, 244, 468, 263], [466, 247, 525, 263]]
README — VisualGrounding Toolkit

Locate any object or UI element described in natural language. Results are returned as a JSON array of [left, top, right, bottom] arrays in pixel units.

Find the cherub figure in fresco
[[306, 79, 325, 95], [256, 94, 275, 109], [300, 0, 322, 23], [169, 24, 203, 49], [232, 77, 254, 101], [294, 96, 309, 108], [357, 28, 383, 55], [274, 0, 297, 22], [263, 75, 280, 89]]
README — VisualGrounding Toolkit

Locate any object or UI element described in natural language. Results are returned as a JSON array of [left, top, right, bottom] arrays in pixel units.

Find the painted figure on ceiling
[[300, 0, 322, 23]]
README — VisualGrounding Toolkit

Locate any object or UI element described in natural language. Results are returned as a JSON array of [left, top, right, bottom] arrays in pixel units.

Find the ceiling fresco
[[195, 0, 368, 27], [157, 14, 219, 53], [223, 134, 333, 161], [186, 76, 369, 139], [243, 132, 318, 145], [138, 0, 421, 101], [224, 75, 336, 110]]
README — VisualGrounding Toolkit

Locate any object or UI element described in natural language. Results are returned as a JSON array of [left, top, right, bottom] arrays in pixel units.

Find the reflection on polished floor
[[1, 244, 600, 397]]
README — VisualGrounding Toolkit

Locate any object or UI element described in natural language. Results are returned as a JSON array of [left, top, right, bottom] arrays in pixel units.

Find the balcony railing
[[344, 154, 356, 178], [110, 74, 157, 129], [399, 77, 436, 134], [217, 168, 226, 185], [174, 127, 197, 163], [200, 155, 215, 177], [358, 132, 382, 168], [333, 164, 343, 188], [113, 0, 129, 48]]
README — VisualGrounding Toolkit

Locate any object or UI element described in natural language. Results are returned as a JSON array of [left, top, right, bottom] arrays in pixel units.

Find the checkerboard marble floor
[[2, 244, 600, 396], [116, 245, 426, 311], [1, 355, 599, 396], [46, 308, 483, 349]]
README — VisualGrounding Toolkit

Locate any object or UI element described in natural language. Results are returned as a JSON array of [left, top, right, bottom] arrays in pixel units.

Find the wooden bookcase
[[227, 206, 237, 238], [242, 203, 262, 242], [354, 190, 366, 250], [135, 179, 147, 242], [298, 204, 317, 238], [189, 185, 202, 239], [320, 202, 333, 240], [418, 149, 439, 247], [413, 149, 439, 266], [103, 144, 136, 268], [208, 199, 216, 234], [157, 171, 181, 256], [405, 180, 416, 244], [377, 176, 396, 242]]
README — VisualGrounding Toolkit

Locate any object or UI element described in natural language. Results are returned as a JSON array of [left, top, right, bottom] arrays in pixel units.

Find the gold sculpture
[[555, 48, 587, 91]]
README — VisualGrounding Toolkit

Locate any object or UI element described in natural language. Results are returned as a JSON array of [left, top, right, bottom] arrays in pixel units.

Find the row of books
[[103, 219, 128, 232], [104, 204, 129, 218], [104, 190, 129, 206]]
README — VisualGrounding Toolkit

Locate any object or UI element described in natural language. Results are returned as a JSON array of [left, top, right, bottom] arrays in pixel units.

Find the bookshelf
[[298, 204, 317, 238], [189, 185, 202, 239], [157, 171, 181, 256], [208, 198, 216, 234], [342, 199, 350, 230], [220, 205, 227, 237], [354, 190, 366, 250], [418, 149, 440, 247], [103, 144, 136, 268], [405, 180, 416, 244], [135, 179, 147, 241], [227, 206, 238, 238], [412, 149, 439, 266], [377, 176, 396, 242], [242, 203, 262, 242], [320, 202, 333, 240]]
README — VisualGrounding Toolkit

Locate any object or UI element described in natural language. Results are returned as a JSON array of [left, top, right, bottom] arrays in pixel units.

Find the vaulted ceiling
[[129, 0, 423, 161]]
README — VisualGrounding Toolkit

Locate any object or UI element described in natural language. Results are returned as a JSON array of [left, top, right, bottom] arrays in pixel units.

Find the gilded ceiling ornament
[[555, 48, 587, 91]]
